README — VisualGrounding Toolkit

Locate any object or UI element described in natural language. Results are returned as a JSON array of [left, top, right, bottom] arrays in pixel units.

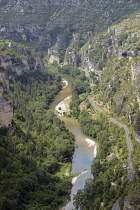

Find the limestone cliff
[[0, 92, 13, 127], [51, 11, 140, 129], [0, 42, 46, 76], [0, 41, 46, 127], [0, 0, 140, 50], [131, 62, 140, 86]]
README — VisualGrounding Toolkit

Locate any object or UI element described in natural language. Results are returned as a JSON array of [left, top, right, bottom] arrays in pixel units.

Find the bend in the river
[[51, 75, 134, 210], [50, 75, 97, 210]]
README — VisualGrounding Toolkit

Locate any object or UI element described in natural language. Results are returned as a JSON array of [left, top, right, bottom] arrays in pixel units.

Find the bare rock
[[131, 62, 140, 86], [0, 93, 13, 127]]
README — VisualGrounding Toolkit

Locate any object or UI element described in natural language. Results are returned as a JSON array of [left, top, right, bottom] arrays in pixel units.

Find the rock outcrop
[[131, 62, 140, 86], [0, 93, 13, 127], [0, 41, 46, 128], [109, 76, 120, 88], [0, 42, 46, 77], [0, 0, 140, 50], [64, 49, 81, 66], [48, 55, 60, 64]]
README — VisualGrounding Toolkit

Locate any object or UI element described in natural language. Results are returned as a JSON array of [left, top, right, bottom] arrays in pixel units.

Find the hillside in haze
[[0, 0, 140, 50]]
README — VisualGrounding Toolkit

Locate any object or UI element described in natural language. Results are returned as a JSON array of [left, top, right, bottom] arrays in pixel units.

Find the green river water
[[50, 74, 96, 210]]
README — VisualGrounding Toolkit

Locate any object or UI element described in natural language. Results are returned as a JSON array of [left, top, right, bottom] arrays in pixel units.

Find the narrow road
[[88, 95, 134, 180], [112, 201, 120, 210], [88, 95, 134, 209]]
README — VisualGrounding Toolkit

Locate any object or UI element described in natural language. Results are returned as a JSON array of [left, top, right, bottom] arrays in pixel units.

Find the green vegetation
[[126, 129, 140, 209], [0, 48, 75, 209], [74, 110, 128, 209], [0, 40, 35, 56], [60, 65, 91, 118], [82, 12, 140, 124], [72, 11, 140, 208], [54, 162, 71, 178], [1, 3, 140, 209], [56, 13, 140, 206]]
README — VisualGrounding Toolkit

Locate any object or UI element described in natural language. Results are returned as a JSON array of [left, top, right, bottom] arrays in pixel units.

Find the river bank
[[55, 96, 71, 116], [52, 76, 97, 210], [55, 78, 70, 116], [62, 78, 68, 88]]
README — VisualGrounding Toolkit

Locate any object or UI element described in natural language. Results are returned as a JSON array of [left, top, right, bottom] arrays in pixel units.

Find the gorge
[[50, 75, 97, 210], [1, 0, 140, 209]]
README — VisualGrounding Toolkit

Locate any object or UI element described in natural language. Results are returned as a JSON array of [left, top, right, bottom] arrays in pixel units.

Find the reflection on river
[[50, 74, 96, 210]]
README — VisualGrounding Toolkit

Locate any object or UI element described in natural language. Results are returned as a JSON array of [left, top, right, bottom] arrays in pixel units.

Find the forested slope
[[65, 10, 140, 210], [0, 41, 75, 209], [44, 9, 140, 209], [1, 1, 140, 209]]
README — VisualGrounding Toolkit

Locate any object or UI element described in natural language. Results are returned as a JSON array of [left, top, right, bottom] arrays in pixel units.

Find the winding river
[[50, 74, 97, 210]]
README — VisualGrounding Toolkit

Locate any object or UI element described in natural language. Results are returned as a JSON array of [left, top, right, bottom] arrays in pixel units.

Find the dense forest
[[0, 67, 75, 209], [74, 110, 129, 209], [70, 106, 140, 209]]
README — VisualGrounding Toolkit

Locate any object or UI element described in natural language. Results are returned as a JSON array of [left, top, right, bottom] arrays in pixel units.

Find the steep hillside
[[41, 9, 140, 209], [0, 0, 140, 50], [82, 12, 140, 139], [0, 40, 45, 127], [1, 1, 140, 209], [0, 41, 75, 209], [62, 10, 140, 130], [62, 10, 140, 209]]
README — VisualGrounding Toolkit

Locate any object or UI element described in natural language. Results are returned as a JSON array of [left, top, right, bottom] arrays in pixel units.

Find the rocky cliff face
[[131, 62, 140, 86], [0, 41, 46, 127], [0, 0, 140, 50], [131, 62, 140, 107], [0, 42, 46, 76], [0, 92, 13, 127], [56, 11, 140, 126]]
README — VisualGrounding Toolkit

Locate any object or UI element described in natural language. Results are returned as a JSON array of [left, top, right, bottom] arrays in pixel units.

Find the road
[[112, 201, 120, 210], [88, 95, 134, 209]]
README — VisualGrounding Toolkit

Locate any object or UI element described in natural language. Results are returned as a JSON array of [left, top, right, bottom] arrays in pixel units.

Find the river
[[50, 74, 96, 210]]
